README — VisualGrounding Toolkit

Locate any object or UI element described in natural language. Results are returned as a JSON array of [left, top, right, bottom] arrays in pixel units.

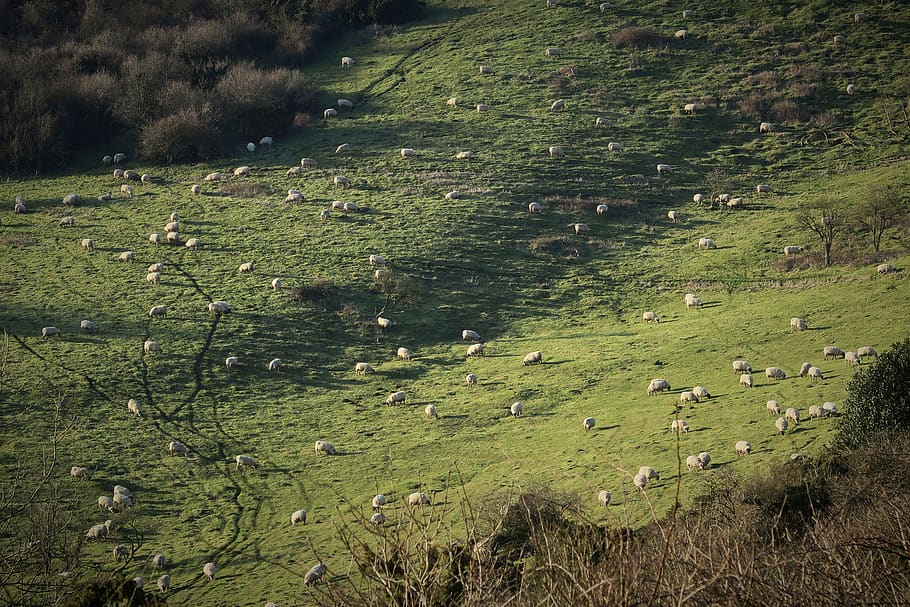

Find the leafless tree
[[796, 201, 843, 267], [854, 185, 907, 252]]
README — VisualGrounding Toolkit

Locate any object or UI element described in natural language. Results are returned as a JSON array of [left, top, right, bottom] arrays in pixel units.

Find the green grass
[[1, 0, 909, 604]]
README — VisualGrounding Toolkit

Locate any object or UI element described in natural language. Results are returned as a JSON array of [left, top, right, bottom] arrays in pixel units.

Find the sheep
[[510, 402, 523, 417], [149, 554, 166, 570], [127, 398, 142, 417], [698, 237, 716, 249], [304, 563, 328, 586], [765, 367, 786, 380], [467, 343, 485, 357], [301, 158, 318, 168], [607, 142, 623, 152], [112, 492, 132, 508], [775, 417, 789, 435], [41, 326, 61, 338], [323, 107, 338, 119], [203, 172, 223, 182], [756, 184, 773, 194], [686, 455, 703, 471], [386, 391, 406, 406], [58, 215, 75, 227], [833, 34, 846, 46], [143, 341, 161, 354], [80, 319, 98, 333], [544, 47, 560, 57], [759, 122, 773, 133], [112, 153, 126, 164], [341, 56, 354, 67], [343, 202, 358, 212], [148, 305, 167, 318], [735, 440, 752, 455], [455, 151, 472, 159], [680, 391, 699, 404], [288, 166, 302, 176], [140, 174, 153, 184], [675, 29, 688, 40], [80, 238, 94, 251], [656, 164, 673, 175], [461, 329, 482, 342], [726, 197, 743, 209], [784, 407, 800, 425], [466, 373, 478, 386], [371, 512, 386, 525], [85, 519, 113, 541], [208, 301, 231, 314], [798, 362, 812, 377], [740, 374, 754, 388], [238, 262, 254, 274], [823, 402, 838, 415], [599, 2, 610, 11], [147, 263, 164, 273], [63, 193, 80, 206], [596, 204, 609, 215], [684, 293, 703, 309], [573, 223, 588, 235], [425, 404, 438, 419], [692, 386, 711, 400], [683, 103, 696, 114], [400, 148, 417, 157], [167, 232, 180, 244], [102, 155, 112, 165], [597, 490, 612, 507], [854, 12, 867, 23], [113, 485, 132, 497], [476, 103, 489, 113], [397, 347, 413, 361], [203, 562, 217, 581], [149, 233, 162, 245], [732, 360, 752, 374], [583, 417, 595, 432], [71, 466, 91, 480], [161, 218, 178, 232], [315, 440, 336, 455], [667, 210, 680, 223], [767, 400, 781, 415], [790, 317, 808, 332], [808, 405, 827, 420], [596, 116, 610, 127], [479, 65, 495, 75], [120, 184, 134, 198], [550, 99, 565, 111], [698, 451, 712, 469], [333, 176, 352, 190], [857, 346, 877, 358], [235, 455, 258, 470], [98, 495, 114, 511], [14, 199, 26, 213], [548, 146, 565, 158], [271, 278, 282, 290], [146, 272, 161, 286], [331, 200, 345, 211], [113, 169, 124, 178], [233, 166, 251, 177], [372, 494, 388, 509], [168, 440, 189, 456], [528, 202, 544, 214], [845, 351, 861, 366], [225, 356, 239, 370], [807, 366, 824, 382], [633, 474, 647, 490], [523, 351, 543, 365], [408, 492, 431, 506], [291, 510, 307, 525], [877, 263, 896, 274], [157, 575, 170, 593], [445, 191, 461, 202], [355, 362, 375, 375], [642, 311, 659, 323], [191, 184, 201, 195], [824, 346, 845, 360], [335, 143, 351, 154], [670, 419, 689, 434], [286, 189, 305, 203], [113, 545, 130, 561], [647, 378, 671, 395], [268, 358, 282, 371], [692, 193, 705, 205], [447, 97, 458, 107], [715, 193, 731, 204], [337, 99, 353, 110], [783, 245, 803, 256]]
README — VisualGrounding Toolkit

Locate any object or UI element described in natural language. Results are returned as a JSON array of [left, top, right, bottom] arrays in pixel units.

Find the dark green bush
[[138, 105, 223, 163]]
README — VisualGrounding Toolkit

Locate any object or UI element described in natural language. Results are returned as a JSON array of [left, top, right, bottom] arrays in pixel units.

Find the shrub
[[138, 105, 223, 163], [219, 182, 277, 198], [611, 28, 667, 49], [290, 279, 336, 302], [836, 338, 910, 448]]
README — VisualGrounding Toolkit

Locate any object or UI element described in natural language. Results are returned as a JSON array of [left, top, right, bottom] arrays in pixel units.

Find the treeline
[[0, 0, 424, 170]]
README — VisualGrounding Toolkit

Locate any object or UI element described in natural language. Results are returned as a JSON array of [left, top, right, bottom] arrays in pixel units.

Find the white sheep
[[146, 272, 161, 286], [233, 166, 250, 177], [479, 65, 494, 75], [168, 440, 189, 456], [583, 417, 595, 431], [670, 419, 689, 434], [550, 99, 565, 111], [164, 221, 179, 233], [376, 316, 393, 332], [113, 544, 130, 561], [112, 493, 133, 509], [675, 29, 688, 40], [765, 366, 786, 380], [235, 455, 258, 470], [845, 351, 861, 366], [573, 223, 588, 235], [225, 356, 239, 370], [807, 366, 824, 382], [790, 317, 808, 332], [305, 563, 328, 586], [63, 193, 80, 205], [528, 202, 543, 214], [467, 343, 484, 357], [323, 107, 337, 120], [203, 562, 217, 581], [268, 358, 282, 371], [80, 319, 98, 332], [808, 405, 827, 420], [823, 346, 845, 360], [191, 184, 201, 195], [598, 490, 611, 506], [397, 347, 413, 361], [476, 103, 489, 113], [642, 311, 659, 323], [698, 237, 716, 249], [301, 158, 318, 168], [425, 404, 438, 419], [71, 466, 91, 480], [607, 142, 623, 152], [400, 148, 417, 157], [208, 301, 231, 314], [544, 47, 560, 57], [656, 164, 673, 175], [647, 378, 670, 395], [371, 512, 385, 525], [599, 2, 611, 11], [548, 146, 564, 158], [833, 34, 846, 46], [81, 238, 94, 251], [767, 400, 781, 415], [447, 97, 458, 107], [113, 169, 124, 178], [148, 305, 167, 318], [98, 495, 114, 511], [59, 215, 75, 227], [455, 151, 472, 159], [510, 402, 523, 417], [149, 554, 166, 570], [732, 360, 752, 374], [238, 262, 254, 274], [203, 172, 223, 182], [596, 204, 609, 215], [686, 455, 702, 471], [740, 374, 754, 388], [85, 519, 113, 541], [386, 391, 406, 405], [785, 407, 800, 425], [775, 417, 789, 435], [149, 233, 162, 245], [680, 391, 699, 404], [167, 231, 180, 244], [759, 122, 773, 133], [798, 362, 812, 377], [683, 103, 696, 114], [337, 99, 353, 110], [466, 373, 478, 386], [315, 440, 336, 455], [157, 575, 170, 593], [143, 341, 161, 354], [523, 351, 543, 365], [271, 278, 282, 290], [335, 143, 351, 156], [735, 440, 752, 455], [854, 12, 867, 22], [291, 509, 307, 525], [102, 155, 112, 165], [877, 263, 896, 274], [343, 201, 358, 212], [355, 362, 375, 374], [595, 116, 610, 127], [462, 329, 481, 341], [372, 494, 387, 509], [14, 198, 26, 213], [692, 386, 711, 400], [822, 402, 838, 415], [668, 210, 680, 223], [684, 293, 703, 309], [633, 474, 647, 490], [683, 9, 695, 18], [783, 245, 803, 256], [341, 56, 354, 67], [286, 190, 305, 203], [756, 184, 773, 194], [288, 166, 302, 176], [445, 191, 460, 201], [408, 492, 430, 506], [730, 196, 747, 210], [857, 346, 877, 357], [120, 184, 133, 198], [127, 398, 142, 416]]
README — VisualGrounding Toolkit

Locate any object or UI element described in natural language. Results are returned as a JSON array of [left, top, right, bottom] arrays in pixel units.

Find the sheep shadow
[[699, 301, 722, 309]]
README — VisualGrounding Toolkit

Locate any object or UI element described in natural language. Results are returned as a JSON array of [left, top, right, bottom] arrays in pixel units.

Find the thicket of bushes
[[0, 0, 425, 170]]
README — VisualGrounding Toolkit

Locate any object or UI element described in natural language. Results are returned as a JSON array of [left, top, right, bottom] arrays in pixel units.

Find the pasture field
[[1, 0, 909, 604]]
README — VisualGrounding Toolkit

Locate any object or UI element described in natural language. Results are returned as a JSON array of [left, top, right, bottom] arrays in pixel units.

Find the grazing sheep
[[157, 575, 170, 593], [767, 400, 781, 415], [455, 151, 473, 159], [544, 47, 560, 57], [372, 494, 387, 509], [268, 358, 282, 371], [238, 262, 254, 273], [235, 455, 257, 470], [203, 172, 222, 182], [59, 215, 75, 227], [369, 254, 385, 267], [686, 455, 701, 470], [680, 391, 699, 404], [790, 317, 808, 332], [833, 34, 846, 46], [523, 351, 543, 365], [447, 97, 458, 107], [14, 199, 26, 213], [823, 402, 838, 415], [331, 200, 345, 211], [698, 237, 716, 249], [684, 293, 703, 309], [808, 405, 827, 420], [476, 103, 489, 113], [98, 495, 114, 511], [102, 155, 112, 165], [288, 166, 302, 176], [670, 419, 689, 434], [798, 362, 812, 377], [301, 158, 318, 168], [647, 378, 670, 395], [510, 402, 523, 417], [143, 341, 161, 354], [81, 238, 94, 251], [528, 202, 543, 214], [854, 12, 867, 22], [638, 466, 659, 481], [63, 193, 80, 206], [845, 351, 861, 366], [596, 204, 609, 215], [318, 208, 331, 221], [783, 245, 803, 256], [756, 184, 773, 194], [807, 366, 824, 382], [164, 221, 179, 233], [400, 148, 417, 157], [355, 362, 375, 374], [693, 193, 704, 204], [550, 99, 565, 110], [167, 231, 180, 244], [607, 141, 623, 152], [683, 103, 696, 114], [445, 191, 460, 201], [146, 272, 161, 286], [633, 474, 647, 490], [408, 492, 431, 506], [225, 356, 239, 370], [466, 373, 478, 386], [113, 544, 130, 561], [208, 301, 231, 314], [377, 317, 393, 333], [324, 108, 338, 119], [642, 311, 659, 323], [598, 490, 611, 507], [120, 184, 134, 198], [467, 343, 485, 357], [71, 466, 91, 480], [149, 554, 166, 570], [857, 346, 877, 358], [733, 360, 752, 374], [148, 305, 167, 318], [233, 166, 250, 177], [667, 210, 680, 223], [371, 512, 385, 525], [291, 510, 307, 525], [740, 374, 754, 388], [599, 2, 610, 11], [675, 29, 688, 40], [698, 452, 711, 469], [715, 194, 731, 204], [726, 197, 743, 209], [583, 417, 595, 432], [735, 440, 752, 455], [596, 116, 610, 127], [140, 174, 153, 185], [304, 562, 328, 587], [113, 169, 124, 178], [877, 263, 896, 274], [692, 386, 711, 400], [190, 184, 201, 195], [168, 440, 189, 456], [271, 278, 282, 290], [41, 326, 61, 338], [80, 319, 98, 332], [759, 122, 773, 133], [548, 146, 565, 158], [397, 347, 413, 361], [479, 65, 495, 75], [337, 99, 353, 110], [765, 367, 786, 380], [425, 404, 438, 419], [573, 223, 588, 235], [149, 233, 162, 245], [785, 407, 800, 425], [775, 417, 789, 435], [462, 329, 481, 341], [335, 143, 351, 154], [203, 562, 217, 581], [85, 519, 113, 541], [314, 440, 336, 455], [285, 189, 305, 203], [657, 164, 673, 175], [113, 485, 132, 498], [341, 56, 354, 67], [343, 202, 358, 212], [824, 346, 845, 360], [386, 391, 406, 406]]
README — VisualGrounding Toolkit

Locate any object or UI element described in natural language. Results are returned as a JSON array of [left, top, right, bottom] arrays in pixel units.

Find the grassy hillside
[[1, 0, 909, 604]]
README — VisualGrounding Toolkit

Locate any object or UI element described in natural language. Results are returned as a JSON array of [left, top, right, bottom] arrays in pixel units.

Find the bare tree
[[796, 201, 842, 267], [854, 185, 907, 252]]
